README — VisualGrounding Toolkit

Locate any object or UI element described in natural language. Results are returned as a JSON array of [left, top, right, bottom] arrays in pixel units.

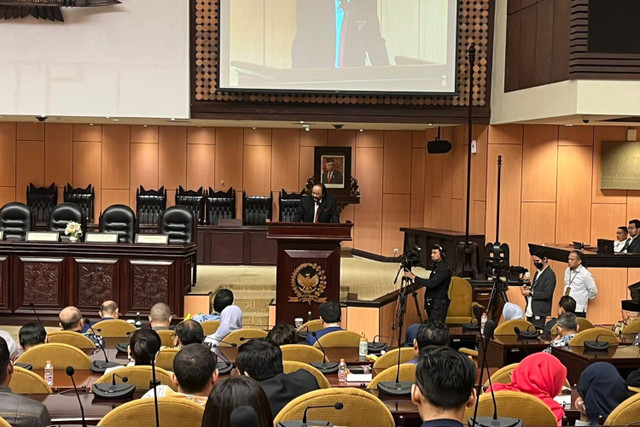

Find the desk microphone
[[309, 332, 339, 374], [92, 371, 135, 399], [463, 305, 484, 331], [277, 402, 343, 427], [65, 366, 89, 427], [29, 302, 43, 326], [513, 327, 538, 356], [584, 335, 611, 351], [146, 334, 161, 427], [369, 335, 393, 352], [85, 318, 119, 373], [377, 341, 412, 396], [206, 344, 234, 375]]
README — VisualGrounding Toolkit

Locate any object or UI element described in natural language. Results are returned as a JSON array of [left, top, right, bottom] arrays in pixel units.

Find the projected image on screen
[[218, 0, 458, 94]]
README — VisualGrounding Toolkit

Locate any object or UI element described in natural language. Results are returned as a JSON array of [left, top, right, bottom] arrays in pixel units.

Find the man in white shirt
[[614, 226, 629, 253], [563, 250, 597, 318]]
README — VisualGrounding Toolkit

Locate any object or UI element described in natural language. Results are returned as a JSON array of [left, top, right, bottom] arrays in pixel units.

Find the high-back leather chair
[[279, 189, 302, 222], [26, 183, 57, 225], [175, 186, 205, 224], [136, 186, 167, 225], [63, 184, 95, 223], [0, 202, 32, 240], [160, 206, 195, 244], [242, 192, 272, 225], [99, 204, 136, 243], [48, 202, 84, 240], [206, 187, 235, 225]]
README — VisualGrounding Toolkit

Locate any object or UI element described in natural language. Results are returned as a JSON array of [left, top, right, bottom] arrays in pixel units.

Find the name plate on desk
[[85, 232, 119, 243], [26, 231, 59, 242], [135, 234, 169, 245]]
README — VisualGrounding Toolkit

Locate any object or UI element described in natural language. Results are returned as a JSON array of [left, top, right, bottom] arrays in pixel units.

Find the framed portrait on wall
[[314, 147, 352, 197]]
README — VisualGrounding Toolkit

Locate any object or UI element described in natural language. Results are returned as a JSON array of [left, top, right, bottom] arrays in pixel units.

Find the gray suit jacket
[[0, 386, 51, 427]]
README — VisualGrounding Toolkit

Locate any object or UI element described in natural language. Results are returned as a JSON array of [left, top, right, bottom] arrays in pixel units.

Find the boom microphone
[[92, 371, 135, 399], [309, 332, 339, 374], [29, 302, 43, 326], [85, 318, 120, 373], [66, 366, 89, 427], [146, 333, 161, 427]]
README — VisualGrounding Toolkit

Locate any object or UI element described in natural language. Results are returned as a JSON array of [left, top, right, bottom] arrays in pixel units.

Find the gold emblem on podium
[[289, 263, 327, 304]]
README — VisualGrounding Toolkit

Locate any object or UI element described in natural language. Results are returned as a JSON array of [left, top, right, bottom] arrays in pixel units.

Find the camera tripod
[[392, 265, 423, 346]]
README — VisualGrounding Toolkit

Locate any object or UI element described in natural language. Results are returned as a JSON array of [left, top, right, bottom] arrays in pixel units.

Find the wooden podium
[[267, 222, 353, 323]]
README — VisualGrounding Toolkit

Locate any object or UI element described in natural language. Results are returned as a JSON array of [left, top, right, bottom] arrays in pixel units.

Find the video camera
[[400, 245, 421, 271]]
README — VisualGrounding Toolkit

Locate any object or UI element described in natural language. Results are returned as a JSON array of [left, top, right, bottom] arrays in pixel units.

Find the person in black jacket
[[235, 339, 319, 418], [292, 183, 339, 223], [521, 247, 556, 330], [625, 219, 640, 253], [404, 244, 452, 322]]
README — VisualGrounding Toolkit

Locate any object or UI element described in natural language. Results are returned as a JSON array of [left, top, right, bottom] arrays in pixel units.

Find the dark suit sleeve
[[532, 270, 556, 301]]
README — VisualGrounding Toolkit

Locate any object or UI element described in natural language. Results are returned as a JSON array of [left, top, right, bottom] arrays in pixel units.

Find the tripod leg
[[411, 286, 423, 323]]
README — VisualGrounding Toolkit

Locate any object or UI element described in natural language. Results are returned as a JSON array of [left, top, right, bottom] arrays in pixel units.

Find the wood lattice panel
[[192, 0, 494, 117]]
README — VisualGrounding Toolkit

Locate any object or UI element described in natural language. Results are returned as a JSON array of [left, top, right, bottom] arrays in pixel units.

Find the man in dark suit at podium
[[293, 183, 340, 223]]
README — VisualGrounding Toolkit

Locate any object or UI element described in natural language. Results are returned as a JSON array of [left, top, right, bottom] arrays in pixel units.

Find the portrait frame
[[314, 147, 352, 197]]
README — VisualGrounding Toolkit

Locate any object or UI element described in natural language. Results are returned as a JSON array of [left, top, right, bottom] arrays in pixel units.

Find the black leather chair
[[175, 186, 205, 225], [242, 192, 272, 226], [26, 183, 57, 225], [0, 202, 32, 240], [160, 206, 197, 285], [136, 186, 167, 225], [206, 187, 236, 225], [64, 184, 95, 224], [99, 204, 136, 243], [279, 189, 303, 222], [48, 203, 85, 241]]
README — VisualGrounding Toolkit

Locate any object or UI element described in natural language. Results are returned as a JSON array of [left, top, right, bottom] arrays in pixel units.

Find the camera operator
[[404, 244, 451, 322]]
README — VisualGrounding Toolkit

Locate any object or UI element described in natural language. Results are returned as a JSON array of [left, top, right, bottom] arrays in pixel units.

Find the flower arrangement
[[64, 221, 83, 240]]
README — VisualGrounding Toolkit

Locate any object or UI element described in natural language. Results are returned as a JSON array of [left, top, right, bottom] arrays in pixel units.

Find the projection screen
[[218, 0, 459, 94]]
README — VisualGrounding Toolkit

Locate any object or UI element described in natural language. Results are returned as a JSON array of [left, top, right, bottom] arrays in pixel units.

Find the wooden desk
[[478, 335, 549, 368], [448, 326, 481, 350], [0, 241, 196, 319], [212, 346, 370, 366], [197, 225, 277, 266], [529, 243, 640, 268], [552, 345, 640, 385]]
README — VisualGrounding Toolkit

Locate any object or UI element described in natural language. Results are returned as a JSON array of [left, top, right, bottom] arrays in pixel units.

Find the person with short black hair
[[625, 219, 640, 253], [292, 183, 339, 223], [193, 288, 235, 323], [404, 244, 452, 322], [411, 346, 476, 426], [142, 343, 218, 405], [173, 320, 204, 348], [545, 313, 577, 353], [0, 336, 52, 427], [204, 305, 243, 347], [543, 295, 576, 338], [266, 323, 297, 347], [236, 339, 319, 417], [98, 300, 119, 320], [201, 376, 272, 427], [614, 226, 629, 253], [410, 319, 449, 361], [129, 328, 162, 366], [306, 300, 342, 345], [149, 302, 172, 330], [18, 323, 47, 352], [564, 250, 597, 317], [521, 247, 556, 330]]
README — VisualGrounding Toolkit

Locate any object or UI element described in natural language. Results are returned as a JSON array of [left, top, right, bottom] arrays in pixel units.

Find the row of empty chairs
[[27, 183, 94, 224]]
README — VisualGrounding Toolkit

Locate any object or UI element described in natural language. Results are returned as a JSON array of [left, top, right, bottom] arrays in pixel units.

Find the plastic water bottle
[[134, 312, 142, 329], [481, 312, 488, 334], [338, 359, 347, 383], [44, 360, 54, 386], [359, 334, 368, 358]]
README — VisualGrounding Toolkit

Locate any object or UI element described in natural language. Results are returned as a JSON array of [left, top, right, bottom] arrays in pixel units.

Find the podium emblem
[[289, 263, 327, 304]]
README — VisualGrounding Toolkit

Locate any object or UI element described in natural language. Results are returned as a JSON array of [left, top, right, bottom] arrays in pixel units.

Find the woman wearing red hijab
[[487, 352, 567, 426]]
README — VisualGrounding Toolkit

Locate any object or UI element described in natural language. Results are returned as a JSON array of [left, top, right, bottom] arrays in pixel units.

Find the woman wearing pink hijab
[[488, 352, 567, 426]]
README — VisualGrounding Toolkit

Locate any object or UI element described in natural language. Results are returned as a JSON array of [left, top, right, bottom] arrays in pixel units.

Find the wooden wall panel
[[410, 148, 425, 227], [356, 131, 383, 148], [422, 143, 434, 227], [73, 141, 102, 211], [519, 202, 556, 271], [0, 187, 15, 207], [383, 131, 412, 195], [243, 145, 271, 195], [451, 198, 465, 232], [102, 189, 130, 213], [559, 125, 593, 146], [590, 204, 626, 247], [16, 140, 45, 203], [131, 125, 159, 143], [17, 123, 44, 141], [328, 130, 355, 148], [592, 127, 627, 203], [44, 124, 73, 202], [214, 128, 243, 191], [159, 127, 187, 190], [488, 124, 523, 144], [0, 124, 16, 187], [451, 126, 467, 200], [588, 268, 628, 325], [73, 124, 101, 142], [271, 129, 299, 192], [130, 143, 159, 206], [556, 146, 592, 245], [244, 128, 271, 146], [471, 200, 486, 235], [381, 195, 410, 257], [298, 146, 314, 191], [472, 126, 488, 202], [300, 130, 328, 147], [186, 144, 215, 190], [353, 147, 383, 254], [187, 127, 215, 144], [430, 197, 444, 230], [102, 125, 130, 190], [522, 125, 558, 202]]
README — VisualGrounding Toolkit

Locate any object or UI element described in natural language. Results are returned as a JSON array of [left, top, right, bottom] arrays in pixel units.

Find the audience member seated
[[0, 331, 19, 361], [489, 352, 567, 425], [149, 302, 172, 330], [173, 320, 205, 348], [59, 305, 102, 347], [407, 319, 449, 363], [0, 336, 51, 427], [106, 328, 161, 374], [543, 295, 576, 338], [18, 323, 47, 352], [305, 301, 342, 345], [235, 339, 319, 417], [266, 323, 297, 347], [612, 299, 640, 338], [545, 313, 578, 353], [201, 376, 272, 427], [193, 289, 234, 323], [575, 362, 630, 426], [99, 300, 119, 320], [204, 305, 243, 347], [614, 226, 629, 253], [502, 302, 524, 321], [142, 343, 217, 406], [411, 346, 476, 427]]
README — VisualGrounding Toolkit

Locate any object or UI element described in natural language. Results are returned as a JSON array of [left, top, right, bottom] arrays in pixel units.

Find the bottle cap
[[46, 360, 51, 364], [340, 358, 345, 362]]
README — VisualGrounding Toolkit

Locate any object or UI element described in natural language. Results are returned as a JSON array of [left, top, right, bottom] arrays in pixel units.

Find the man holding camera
[[404, 244, 452, 322]]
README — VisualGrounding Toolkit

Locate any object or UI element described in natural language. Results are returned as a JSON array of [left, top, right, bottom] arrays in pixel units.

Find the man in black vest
[[521, 247, 556, 330], [293, 183, 339, 223], [404, 244, 452, 322]]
